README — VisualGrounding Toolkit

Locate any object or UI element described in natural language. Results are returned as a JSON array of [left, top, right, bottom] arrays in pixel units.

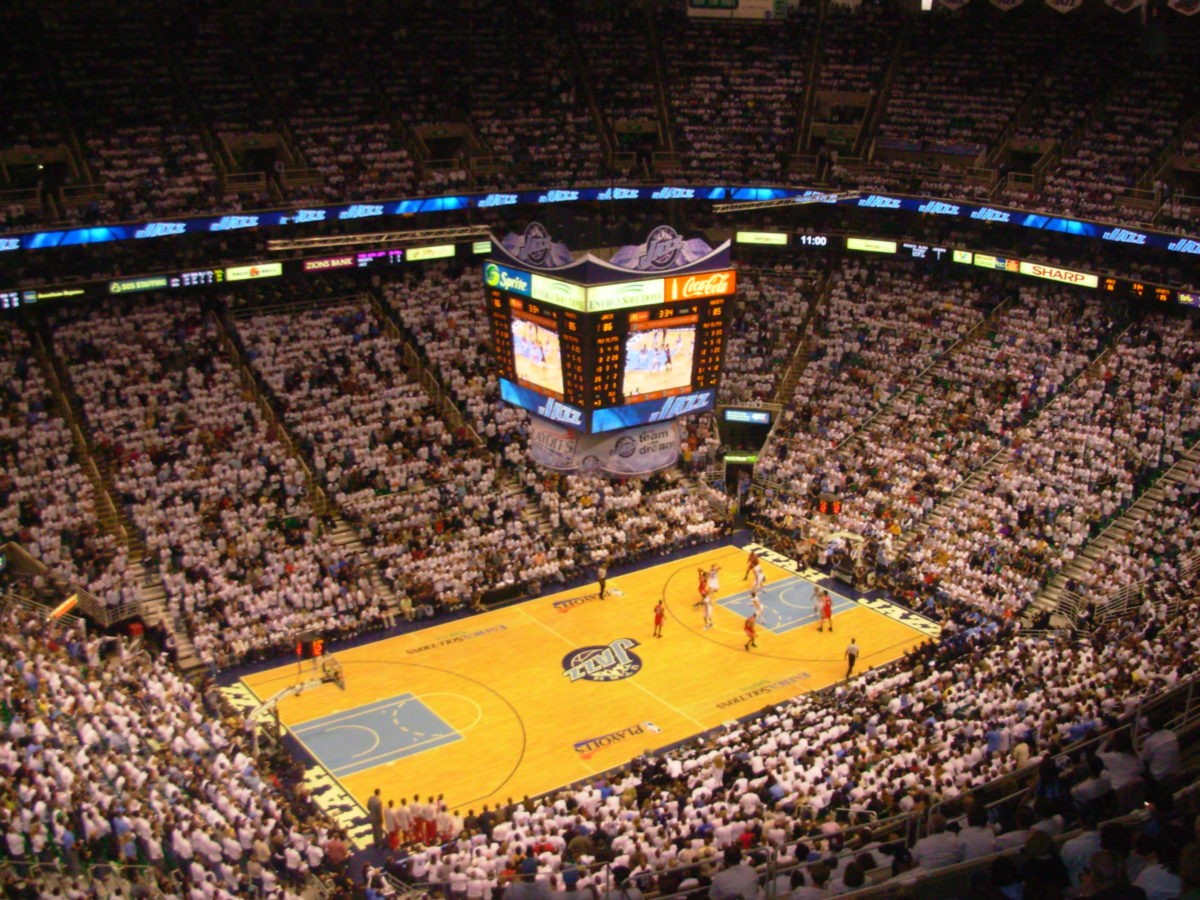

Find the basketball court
[[224, 541, 939, 843]]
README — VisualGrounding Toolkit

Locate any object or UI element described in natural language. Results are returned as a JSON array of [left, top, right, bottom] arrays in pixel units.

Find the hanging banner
[[1105, 0, 1145, 10], [1046, 0, 1082, 10], [528, 416, 680, 476], [528, 416, 581, 470], [938, 0, 971, 8], [1167, 0, 1199, 14], [989, 0, 1023, 9]]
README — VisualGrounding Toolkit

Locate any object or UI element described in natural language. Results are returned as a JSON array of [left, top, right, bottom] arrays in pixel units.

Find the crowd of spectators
[[0, 6, 1199, 899], [0, 238, 1199, 900], [1040, 31, 1200, 224], [575, 2, 661, 169], [898, 308, 1200, 618], [657, 6, 812, 184], [49, 297, 385, 670], [0, 603, 354, 898], [0, 1, 1196, 230], [721, 263, 817, 406], [753, 257, 1200, 621], [1003, 17, 1125, 160], [875, 12, 1054, 162], [0, 320, 136, 608], [765, 259, 983, 449], [465, 4, 603, 191], [1070, 458, 1200, 605], [235, 293, 543, 613], [42, 1, 223, 224], [817, 3, 897, 96], [7, 241, 1199, 662], [250, 7, 418, 204]]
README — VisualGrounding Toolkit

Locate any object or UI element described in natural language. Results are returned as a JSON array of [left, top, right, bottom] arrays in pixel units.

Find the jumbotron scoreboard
[[485, 261, 735, 434]]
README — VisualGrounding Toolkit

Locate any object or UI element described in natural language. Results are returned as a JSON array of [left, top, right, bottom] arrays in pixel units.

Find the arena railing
[[1055, 549, 1200, 630], [1, 566, 135, 629], [1, 584, 84, 629]]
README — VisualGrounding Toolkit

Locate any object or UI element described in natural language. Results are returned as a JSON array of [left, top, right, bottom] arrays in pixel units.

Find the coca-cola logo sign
[[667, 270, 736, 300]]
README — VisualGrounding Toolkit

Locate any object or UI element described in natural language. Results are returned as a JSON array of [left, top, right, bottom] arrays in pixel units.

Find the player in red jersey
[[743, 550, 760, 581], [743, 612, 758, 651], [653, 600, 665, 638], [818, 591, 834, 632], [694, 567, 707, 609]]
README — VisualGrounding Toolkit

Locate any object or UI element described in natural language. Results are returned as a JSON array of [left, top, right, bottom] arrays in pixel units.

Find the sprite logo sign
[[484, 263, 531, 296]]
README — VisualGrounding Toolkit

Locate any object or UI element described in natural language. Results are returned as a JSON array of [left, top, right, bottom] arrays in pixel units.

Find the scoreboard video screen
[[510, 302, 567, 399], [485, 262, 734, 433], [622, 315, 697, 402]]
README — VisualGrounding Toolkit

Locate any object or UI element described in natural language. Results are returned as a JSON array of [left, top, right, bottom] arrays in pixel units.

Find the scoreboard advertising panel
[[485, 261, 734, 433]]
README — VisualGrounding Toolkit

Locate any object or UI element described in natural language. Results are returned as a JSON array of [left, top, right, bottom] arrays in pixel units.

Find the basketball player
[[750, 584, 764, 621], [744, 612, 757, 651], [653, 600, 665, 638], [743, 551, 759, 581], [752, 560, 766, 594], [818, 591, 834, 632], [694, 567, 707, 609], [706, 564, 720, 598], [702, 589, 714, 630]]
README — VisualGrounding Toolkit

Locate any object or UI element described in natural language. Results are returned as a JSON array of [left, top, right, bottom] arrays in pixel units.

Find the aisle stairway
[[213, 304, 409, 626], [32, 322, 196, 660]]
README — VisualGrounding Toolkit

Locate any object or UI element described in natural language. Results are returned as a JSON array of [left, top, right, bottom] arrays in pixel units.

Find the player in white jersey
[[706, 564, 720, 597]]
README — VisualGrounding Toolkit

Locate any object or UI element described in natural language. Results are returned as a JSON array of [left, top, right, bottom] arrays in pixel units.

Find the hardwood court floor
[[239, 542, 935, 816]]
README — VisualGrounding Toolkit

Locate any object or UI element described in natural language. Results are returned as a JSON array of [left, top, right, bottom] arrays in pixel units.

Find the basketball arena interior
[[1, 0, 1200, 897]]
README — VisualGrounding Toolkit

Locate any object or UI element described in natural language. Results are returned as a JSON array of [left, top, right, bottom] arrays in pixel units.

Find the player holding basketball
[[653, 600, 665, 638], [744, 612, 758, 651]]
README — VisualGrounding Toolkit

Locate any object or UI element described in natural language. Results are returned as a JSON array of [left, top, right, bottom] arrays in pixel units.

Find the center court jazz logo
[[562, 638, 643, 682]]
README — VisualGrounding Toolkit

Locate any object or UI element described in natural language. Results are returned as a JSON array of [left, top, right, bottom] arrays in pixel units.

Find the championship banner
[[1046, 0, 1081, 11], [1105, 0, 1144, 10], [938, 0, 971, 8], [989, 0, 1023, 9], [529, 416, 680, 475], [1167, 0, 1199, 14]]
